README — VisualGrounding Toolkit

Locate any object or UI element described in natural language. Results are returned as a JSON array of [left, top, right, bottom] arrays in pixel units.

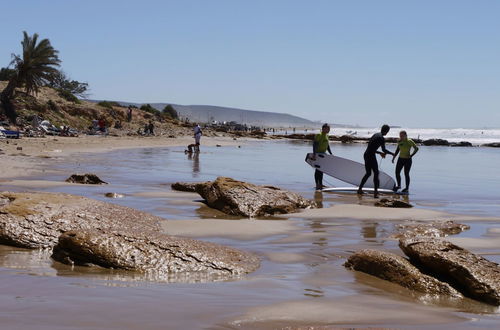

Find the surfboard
[[305, 153, 396, 190], [322, 187, 395, 194]]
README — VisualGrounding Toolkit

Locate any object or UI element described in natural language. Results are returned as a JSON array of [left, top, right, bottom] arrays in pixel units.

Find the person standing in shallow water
[[392, 130, 419, 193], [193, 123, 202, 152], [311, 123, 332, 190], [357, 124, 395, 198]]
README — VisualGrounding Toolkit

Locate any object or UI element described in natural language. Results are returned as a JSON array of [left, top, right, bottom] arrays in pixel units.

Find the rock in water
[[52, 230, 259, 277], [344, 249, 462, 297], [400, 239, 500, 305], [195, 177, 315, 217], [375, 198, 412, 208], [392, 220, 470, 239], [0, 192, 160, 248], [171, 181, 207, 192], [66, 173, 107, 184]]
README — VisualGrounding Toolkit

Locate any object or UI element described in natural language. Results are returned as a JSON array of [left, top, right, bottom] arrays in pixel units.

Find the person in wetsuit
[[357, 124, 394, 198], [392, 130, 419, 193], [311, 123, 333, 190]]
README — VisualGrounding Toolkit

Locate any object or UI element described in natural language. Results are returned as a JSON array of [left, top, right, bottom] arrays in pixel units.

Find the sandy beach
[[0, 135, 499, 329]]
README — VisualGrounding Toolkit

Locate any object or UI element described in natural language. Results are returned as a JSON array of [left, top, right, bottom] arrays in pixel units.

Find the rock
[[52, 229, 259, 277], [104, 192, 124, 198], [16, 146, 22, 150], [172, 181, 208, 193], [400, 239, 500, 305], [482, 142, 500, 148], [66, 173, 107, 184], [195, 177, 315, 217], [344, 249, 462, 297], [0, 191, 161, 248], [375, 198, 412, 208], [450, 141, 473, 147], [393, 220, 470, 239], [423, 139, 450, 146]]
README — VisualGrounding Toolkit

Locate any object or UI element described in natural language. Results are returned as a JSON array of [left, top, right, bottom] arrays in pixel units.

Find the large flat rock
[[52, 229, 260, 277], [195, 177, 315, 217], [0, 191, 161, 248], [400, 239, 500, 305], [344, 249, 462, 297]]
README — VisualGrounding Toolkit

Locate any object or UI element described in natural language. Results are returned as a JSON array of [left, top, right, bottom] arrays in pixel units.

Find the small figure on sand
[[311, 123, 332, 190], [392, 130, 419, 193], [357, 124, 394, 198]]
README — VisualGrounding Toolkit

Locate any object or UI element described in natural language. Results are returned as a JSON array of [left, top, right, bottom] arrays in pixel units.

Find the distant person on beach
[[98, 118, 106, 134], [357, 124, 395, 198], [311, 123, 332, 190], [392, 130, 419, 193], [148, 120, 154, 136], [193, 123, 202, 152], [127, 107, 133, 122]]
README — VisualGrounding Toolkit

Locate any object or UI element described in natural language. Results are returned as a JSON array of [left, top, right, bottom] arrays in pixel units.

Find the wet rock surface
[[423, 139, 450, 146], [52, 229, 259, 276], [0, 191, 160, 248], [66, 173, 107, 184], [344, 249, 462, 297], [374, 198, 412, 208], [400, 238, 500, 305], [171, 181, 207, 192], [195, 177, 315, 217], [392, 220, 470, 239]]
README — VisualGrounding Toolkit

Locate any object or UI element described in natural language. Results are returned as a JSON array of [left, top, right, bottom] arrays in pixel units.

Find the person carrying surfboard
[[392, 130, 419, 193], [357, 124, 395, 198], [312, 123, 333, 190]]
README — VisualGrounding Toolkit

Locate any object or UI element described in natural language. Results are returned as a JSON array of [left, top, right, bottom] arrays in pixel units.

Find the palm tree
[[0, 31, 61, 121]]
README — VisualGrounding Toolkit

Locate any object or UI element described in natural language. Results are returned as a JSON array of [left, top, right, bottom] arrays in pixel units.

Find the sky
[[1, 0, 499, 128]]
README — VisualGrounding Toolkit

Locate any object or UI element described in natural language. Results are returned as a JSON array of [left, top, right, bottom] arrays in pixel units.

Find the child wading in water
[[392, 130, 419, 193]]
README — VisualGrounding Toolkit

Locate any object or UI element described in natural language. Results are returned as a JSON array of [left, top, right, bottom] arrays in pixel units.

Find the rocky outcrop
[[172, 181, 207, 192], [66, 173, 107, 184], [0, 192, 161, 248], [52, 230, 259, 276], [0, 191, 260, 279], [374, 198, 412, 208], [450, 141, 473, 147], [195, 177, 315, 217], [104, 192, 124, 198], [344, 249, 462, 297], [393, 220, 470, 239], [482, 142, 500, 148], [400, 239, 500, 305], [423, 139, 450, 146]]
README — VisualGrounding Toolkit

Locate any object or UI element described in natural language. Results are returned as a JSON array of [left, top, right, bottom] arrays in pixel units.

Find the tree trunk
[[0, 77, 19, 123]]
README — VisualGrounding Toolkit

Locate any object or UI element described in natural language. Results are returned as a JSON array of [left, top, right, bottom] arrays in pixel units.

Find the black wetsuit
[[358, 133, 392, 191]]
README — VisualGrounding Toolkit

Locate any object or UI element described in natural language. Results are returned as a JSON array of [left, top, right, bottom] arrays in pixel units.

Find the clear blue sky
[[1, 0, 499, 127]]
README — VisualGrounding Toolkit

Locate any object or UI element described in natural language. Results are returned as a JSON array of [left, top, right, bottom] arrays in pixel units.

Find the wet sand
[[0, 136, 499, 329]]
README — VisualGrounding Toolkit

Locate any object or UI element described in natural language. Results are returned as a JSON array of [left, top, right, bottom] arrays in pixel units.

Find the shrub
[[56, 88, 80, 103], [162, 104, 179, 119], [97, 101, 120, 109], [140, 103, 160, 115]]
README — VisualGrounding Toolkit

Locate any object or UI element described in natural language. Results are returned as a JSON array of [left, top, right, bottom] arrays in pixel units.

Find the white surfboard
[[305, 153, 396, 190]]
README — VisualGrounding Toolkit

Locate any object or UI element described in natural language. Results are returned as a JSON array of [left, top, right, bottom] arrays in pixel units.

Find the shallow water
[[1, 140, 499, 329]]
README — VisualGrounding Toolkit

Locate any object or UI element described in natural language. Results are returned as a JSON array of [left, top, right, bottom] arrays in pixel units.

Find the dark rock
[[0, 191, 161, 248], [104, 192, 124, 198], [400, 239, 500, 305], [344, 249, 462, 297], [172, 181, 208, 193], [450, 141, 473, 147], [482, 142, 500, 148], [66, 173, 107, 184], [52, 229, 259, 276], [393, 220, 470, 239], [375, 198, 413, 208], [195, 177, 315, 217], [423, 139, 450, 146]]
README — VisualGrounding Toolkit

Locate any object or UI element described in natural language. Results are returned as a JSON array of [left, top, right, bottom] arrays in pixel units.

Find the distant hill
[[109, 101, 316, 128]]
